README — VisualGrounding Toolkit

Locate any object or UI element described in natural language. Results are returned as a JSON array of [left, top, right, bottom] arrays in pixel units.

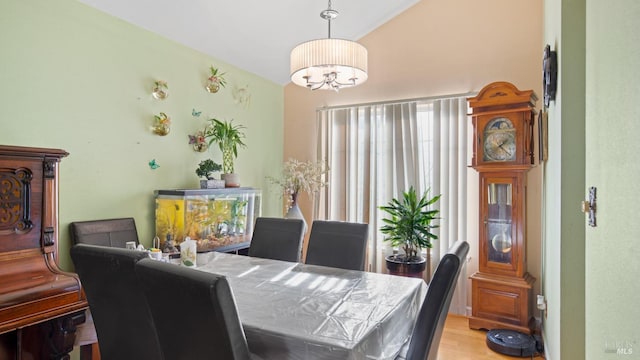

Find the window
[[316, 96, 470, 293]]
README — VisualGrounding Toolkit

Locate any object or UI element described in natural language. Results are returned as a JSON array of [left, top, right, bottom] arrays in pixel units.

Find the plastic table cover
[[195, 252, 427, 360]]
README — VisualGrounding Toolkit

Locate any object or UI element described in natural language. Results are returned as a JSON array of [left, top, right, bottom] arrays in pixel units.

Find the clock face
[[483, 117, 516, 162]]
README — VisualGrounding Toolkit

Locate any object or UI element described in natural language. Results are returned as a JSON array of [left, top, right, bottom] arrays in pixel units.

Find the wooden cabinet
[[471, 272, 535, 332], [0, 145, 88, 359], [467, 82, 536, 333]]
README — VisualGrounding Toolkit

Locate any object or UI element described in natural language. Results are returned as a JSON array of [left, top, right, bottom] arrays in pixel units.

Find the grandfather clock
[[468, 82, 536, 334]]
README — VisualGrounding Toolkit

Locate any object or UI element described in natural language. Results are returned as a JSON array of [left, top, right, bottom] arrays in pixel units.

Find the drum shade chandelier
[[290, 0, 368, 91]]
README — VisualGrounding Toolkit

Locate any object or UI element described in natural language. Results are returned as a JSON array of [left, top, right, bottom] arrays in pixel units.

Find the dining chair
[[399, 240, 469, 360], [305, 220, 369, 271], [135, 258, 252, 360], [69, 244, 163, 360], [248, 217, 306, 262], [69, 218, 141, 359], [69, 217, 139, 248]]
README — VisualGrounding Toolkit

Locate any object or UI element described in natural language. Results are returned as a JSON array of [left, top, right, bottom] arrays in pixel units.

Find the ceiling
[[76, 0, 420, 85]]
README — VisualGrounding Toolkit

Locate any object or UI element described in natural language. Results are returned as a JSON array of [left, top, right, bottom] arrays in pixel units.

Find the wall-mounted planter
[[205, 66, 226, 93], [189, 131, 208, 152], [205, 79, 221, 93], [153, 112, 171, 136], [152, 80, 168, 100]]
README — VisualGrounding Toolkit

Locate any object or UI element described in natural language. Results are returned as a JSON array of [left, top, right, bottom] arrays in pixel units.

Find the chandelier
[[290, 0, 368, 91]]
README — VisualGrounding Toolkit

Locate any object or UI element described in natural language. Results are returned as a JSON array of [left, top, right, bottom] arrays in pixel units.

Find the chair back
[[70, 244, 163, 360], [135, 259, 252, 360], [305, 220, 369, 271], [403, 240, 469, 360], [248, 217, 305, 262], [69, 217, 139, 248]]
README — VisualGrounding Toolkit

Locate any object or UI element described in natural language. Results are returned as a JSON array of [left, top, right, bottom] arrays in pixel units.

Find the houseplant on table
[[195, 159, 224, 189], [379, 186, 441, 279], [203, 118, 246, 187]]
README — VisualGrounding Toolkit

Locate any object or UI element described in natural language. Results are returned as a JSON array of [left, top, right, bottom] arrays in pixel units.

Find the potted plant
[[188, 130, 208, 152], [152, 80, 168, 100], [379, 186, 441, 278], [203, 118, 246, 187], [152, 112, 171, 136], [195, 159, 224, 189], [205, 65, 227, 93]]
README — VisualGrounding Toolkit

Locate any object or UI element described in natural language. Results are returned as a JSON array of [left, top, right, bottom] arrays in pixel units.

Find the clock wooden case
[[469, 81, 536, 169], [468, 82, 537, 334]]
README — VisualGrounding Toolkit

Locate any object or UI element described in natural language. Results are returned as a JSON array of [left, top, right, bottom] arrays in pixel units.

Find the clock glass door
[[486, 182, 513, 264]]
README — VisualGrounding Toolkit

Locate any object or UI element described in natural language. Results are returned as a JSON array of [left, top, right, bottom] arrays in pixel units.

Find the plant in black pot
[[195, 159, 224, 189], [379, 186, 441, 279]]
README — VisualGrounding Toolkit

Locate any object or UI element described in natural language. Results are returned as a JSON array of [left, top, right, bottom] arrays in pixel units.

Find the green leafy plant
[[154, 80, 168, 90], [203, 119, 246, 174], [152, 112, 171, 135], [208, 66, 227, 88], [379, 186, 441, 262], [195, 159, 222, 180]]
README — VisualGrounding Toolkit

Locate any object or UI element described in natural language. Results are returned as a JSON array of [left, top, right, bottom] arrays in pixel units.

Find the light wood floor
[[438, 315, 545, 360], [77, 314, 544, 360]]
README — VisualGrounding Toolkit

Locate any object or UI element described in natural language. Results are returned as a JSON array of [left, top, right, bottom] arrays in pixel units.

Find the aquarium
[[154, 188, 261, 253]]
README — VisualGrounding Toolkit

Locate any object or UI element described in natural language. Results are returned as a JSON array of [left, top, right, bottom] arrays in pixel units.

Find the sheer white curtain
[[316, 96, 469, 314]]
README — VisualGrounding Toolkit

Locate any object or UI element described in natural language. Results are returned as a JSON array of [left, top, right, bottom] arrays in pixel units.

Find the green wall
[[0, 0, 284, 271], [544, 0, 640, 358], [543, 0, 586, 358], [585, 0, 640, 358]]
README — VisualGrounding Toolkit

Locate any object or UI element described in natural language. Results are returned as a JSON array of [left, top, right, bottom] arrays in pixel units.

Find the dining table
[[193, 251, 427, 360]]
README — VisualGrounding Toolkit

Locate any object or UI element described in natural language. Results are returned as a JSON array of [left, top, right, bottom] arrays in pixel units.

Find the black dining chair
[[248, 217, 306, 262], [69, 217, 139, 248], [70, 244, 163, 360], [305, 220, 369, 271], [135, 258, 252, 360], [69, 218, 142, 359], [398, 240, 469, 360]]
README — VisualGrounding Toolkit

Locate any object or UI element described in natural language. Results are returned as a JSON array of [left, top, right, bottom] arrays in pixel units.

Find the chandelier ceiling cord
[[290, 0, 368, 91]]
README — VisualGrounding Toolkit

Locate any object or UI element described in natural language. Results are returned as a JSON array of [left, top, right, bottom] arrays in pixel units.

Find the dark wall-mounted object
[[543, 44, 558, 108]]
